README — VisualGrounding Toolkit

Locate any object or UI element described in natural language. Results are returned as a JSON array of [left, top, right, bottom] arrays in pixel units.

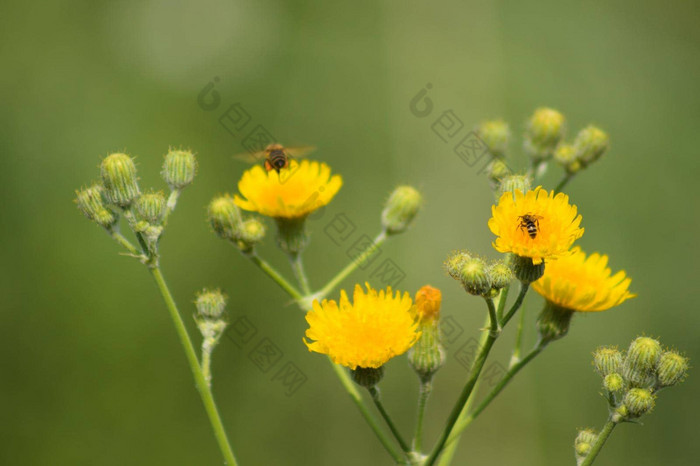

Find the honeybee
[[517, 213, 543, 239], [234, 144, 316, 173]]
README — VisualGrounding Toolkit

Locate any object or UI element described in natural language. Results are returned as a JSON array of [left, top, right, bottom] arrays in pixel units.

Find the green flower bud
[[195, 289, 227, 320], [75, 184, 117, 228], [458, 257, 491, 296], [574, 126, 609, 167], [100, 153, 140, 207], [554, 143, 581, 174], [351, 366, 384, 388], [477, 119, 510, 159], [626, 337, 662, 373], [511, 254, 544, 283], [656, 351, 689, 387], [381, 186, 422, 235], [593, 346, 623, 376], [623, 388, 655, 418], [537, 302, 573, 345], [498, 175, 532, 197], [488, 159, 511, 186], [603, 373, 625, 393], [162, 149, 197, 190], [134, 191, 166, 225], [275, 216, 309, 255], [208, 195, 243, 241], [525, 107, 565, 160], [623, 366, 656, 389], [488, 261, 513, 290], [237, 218, 266, 252], [574, 429, 597, 459], [409, 320, 445, 383], [444, 251, 470, 281]]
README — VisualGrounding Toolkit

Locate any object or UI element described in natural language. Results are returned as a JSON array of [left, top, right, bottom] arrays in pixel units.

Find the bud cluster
[[591, 337, 688, 422], [445, 251, 513, 298]]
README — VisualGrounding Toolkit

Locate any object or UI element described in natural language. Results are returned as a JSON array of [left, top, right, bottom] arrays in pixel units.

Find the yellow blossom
[[234, 160, 342, 219], [532, 247, 636, 312], [488, 187, 583, 264], [413, 285, 442, 322], [304, 283, 419, 369]]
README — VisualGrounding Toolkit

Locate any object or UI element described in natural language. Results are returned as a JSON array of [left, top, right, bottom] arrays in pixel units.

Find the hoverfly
[[517, 213, 544, 239], [233, 144, 316, 173]]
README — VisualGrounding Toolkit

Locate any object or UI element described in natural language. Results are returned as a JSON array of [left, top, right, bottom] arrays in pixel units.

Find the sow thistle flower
[[532, 247, 636, 343], [488, 187, 583, 267], [304, 283, 419, 371]]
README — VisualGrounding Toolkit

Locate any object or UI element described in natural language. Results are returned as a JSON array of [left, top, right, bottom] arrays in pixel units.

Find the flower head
[[532, 247, 636, 312], [234, 160, 342, 219], [304, 283, 419, 369], [488, 187, 583, 264], [413, 285, 442, 322]]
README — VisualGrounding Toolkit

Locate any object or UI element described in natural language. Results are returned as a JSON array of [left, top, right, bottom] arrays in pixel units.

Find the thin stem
[[149, 266, 238, 466], [496, 284, 510, 321], [122, 209, 149, 254], [413, 380, 432, 453], [445, 343, 545, 445], [244, 252, 303, 302], [317, 231, 387, 299], [369, 386, 411, 455], [511, 305, 527, 365], [500, 282, 529, 328], [201, 348, 213, 387], [289, 252, 312, 295], [554, 173, 574, 193], [580, 419, 617, 466], [329, 364, 404, 463], [109, 229, 140, 256], [163, 189, 181, 226], [425, 299, 500, 466]]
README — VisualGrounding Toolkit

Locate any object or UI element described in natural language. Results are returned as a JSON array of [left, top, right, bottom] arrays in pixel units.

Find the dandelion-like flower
[[234, 160, 342, 219], [488, 187, 583, 264], [304, 283, 420, 369], [532, 247, 636, 312]]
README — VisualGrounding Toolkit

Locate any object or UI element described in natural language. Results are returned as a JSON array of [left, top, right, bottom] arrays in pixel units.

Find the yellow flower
[[234, 160, 342, 219], [304, 283, 420, 369], [413, 285, 442, 322], [532, 247, 636, 312], [488, 187, 583, 264]]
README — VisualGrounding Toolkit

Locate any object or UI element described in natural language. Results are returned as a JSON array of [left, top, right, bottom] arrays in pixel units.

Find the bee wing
[[233, 150, 267, 163], [284, 146, 316, 159]]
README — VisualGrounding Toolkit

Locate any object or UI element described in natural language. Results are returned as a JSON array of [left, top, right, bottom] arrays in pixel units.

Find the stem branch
[[369, 386, 411, 455], [580, 419, 617, 466]]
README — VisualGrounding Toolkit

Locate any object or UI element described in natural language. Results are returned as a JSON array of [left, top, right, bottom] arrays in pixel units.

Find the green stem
[[425, 299, 500, 466], [496, 284, 510, 321], [163, 189, 181, 226], [109, 229, 140, 256], [317, 231, 387, 299], [445, 343, 545, 445], [369, 386, 411, 455], [201, 347, 213, 388], [289, 252, 312, 295], [554, 173, 574, 194], [580, 419, 617, 466], [244, 252, 303, 302], [413, 380, 432, 453], [329, 364, 404, 464], [511, 305, 527, 365], [500, 282, 529, 328], [149, 266, 238, 466]]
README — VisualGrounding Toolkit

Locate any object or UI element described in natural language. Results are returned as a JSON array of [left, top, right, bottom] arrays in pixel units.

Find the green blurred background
[[2, 0, 699, 464]]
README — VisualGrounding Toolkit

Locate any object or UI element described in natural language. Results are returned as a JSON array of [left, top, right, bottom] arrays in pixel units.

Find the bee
[[517, 213, 543, 239], [233, 144, 316, 173]]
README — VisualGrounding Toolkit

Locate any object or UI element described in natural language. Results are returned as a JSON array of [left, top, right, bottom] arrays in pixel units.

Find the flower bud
[[275, 216, 309, 255], [195, 289, 227, 320], [409, 322, 445, 383], [603, 373, 625, 393], [574, 126, 609, 167], [574, 429, 597, 459], [477, 119, 510, 159], [498, 175, 532, 197], [445, 251, 470, 281], [626, 337, 662, 373], [162, 149, 197, 190], [237, 218, 266, 252], [525, 107, 565, 160], [134, 191, 166, 225], [351, 366, 384, 388], [623, 388, 655, 418], [593, 346, 623, 376], [75, 184, 117, 228], [512, 254, 544, 283], [537, 302, 573, 345], [381, 186, 422, 235], [458, 257, 491, 296], [208, 195, 243, 241], [414, 285, 442, 323], [488, 261, 513, 290], [100, 153, 140, 207], [656, 351, 688, 387], [554, 144, 581, 174], [488, 159, 511, 186]]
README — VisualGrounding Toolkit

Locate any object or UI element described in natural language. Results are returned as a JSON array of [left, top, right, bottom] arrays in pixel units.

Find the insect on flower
[[517, 213, 544, 239], [234, 143, 316, 173]]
